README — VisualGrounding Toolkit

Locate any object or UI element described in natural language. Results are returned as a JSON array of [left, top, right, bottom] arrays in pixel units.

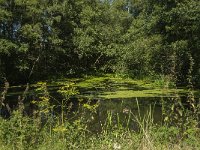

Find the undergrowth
[[0, 82, 200, 150]]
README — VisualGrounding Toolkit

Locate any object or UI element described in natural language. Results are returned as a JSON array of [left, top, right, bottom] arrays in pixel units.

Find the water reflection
[[82, 98, 163, 132], [1, 82, 198, 132]]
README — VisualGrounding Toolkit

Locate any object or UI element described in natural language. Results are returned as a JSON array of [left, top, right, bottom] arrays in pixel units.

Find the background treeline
[[0, 0, 199, 86]]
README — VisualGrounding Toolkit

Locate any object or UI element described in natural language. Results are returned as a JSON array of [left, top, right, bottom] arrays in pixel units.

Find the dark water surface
[[82, 97, 163, 132], [1, 86, 164, 132], [0, 82, 198, 132]]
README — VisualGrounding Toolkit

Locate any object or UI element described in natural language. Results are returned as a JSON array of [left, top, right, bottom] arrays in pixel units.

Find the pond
[[1, 74, 199, 131]]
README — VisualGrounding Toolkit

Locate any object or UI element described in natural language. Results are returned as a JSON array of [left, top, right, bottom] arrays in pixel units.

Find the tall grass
[[0, 82, 200, 149]]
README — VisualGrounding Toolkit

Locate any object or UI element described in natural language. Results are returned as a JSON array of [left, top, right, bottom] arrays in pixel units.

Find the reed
[[0, 82, 200, 150]]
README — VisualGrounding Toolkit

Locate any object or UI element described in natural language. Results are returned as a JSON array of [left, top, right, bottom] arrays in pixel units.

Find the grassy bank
[[1, 76, 200, 149], [0, 106, 200, 150]]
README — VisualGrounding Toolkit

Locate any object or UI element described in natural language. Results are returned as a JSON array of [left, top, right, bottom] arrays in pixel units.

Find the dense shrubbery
[[0, 0, 199, 86]]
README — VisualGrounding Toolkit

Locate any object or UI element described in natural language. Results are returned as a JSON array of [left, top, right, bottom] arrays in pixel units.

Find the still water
[[0, 81, 196, 132]]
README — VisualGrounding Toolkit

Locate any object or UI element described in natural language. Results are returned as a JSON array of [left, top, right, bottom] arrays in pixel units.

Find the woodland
[[0, 0, 199, 86]]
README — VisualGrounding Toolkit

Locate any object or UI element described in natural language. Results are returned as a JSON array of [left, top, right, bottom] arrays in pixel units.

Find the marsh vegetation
[[1, 75, 200, 149], [0, 0, 200, 149]]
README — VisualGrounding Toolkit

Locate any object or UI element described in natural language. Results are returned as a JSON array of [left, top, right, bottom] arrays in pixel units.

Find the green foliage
[[32, 82, 53, 116], [57, 82, 79, 99], [0, 111, 39, 149], [1, 82, 200, 149], [0, 0, 199, 86]]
